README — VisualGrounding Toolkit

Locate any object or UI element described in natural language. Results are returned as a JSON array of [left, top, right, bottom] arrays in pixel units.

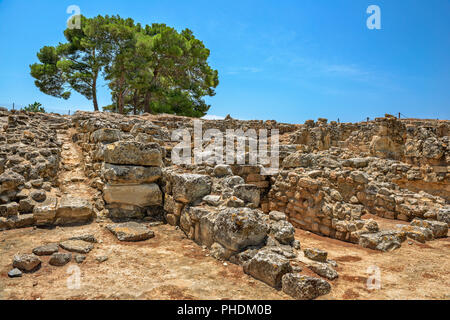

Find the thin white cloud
[[225, 67, 263, 75]]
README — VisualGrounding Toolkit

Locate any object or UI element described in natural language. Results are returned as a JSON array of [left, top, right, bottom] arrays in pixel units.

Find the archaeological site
[[1, 2, 449, 306], [0, 108, 448, 300]]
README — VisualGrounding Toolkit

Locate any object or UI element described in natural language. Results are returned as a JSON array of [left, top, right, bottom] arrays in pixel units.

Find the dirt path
[[57, 128, 96, 200]]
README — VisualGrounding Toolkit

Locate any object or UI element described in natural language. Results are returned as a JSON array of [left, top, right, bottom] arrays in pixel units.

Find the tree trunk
[[117, 73, 125, 114], [118, 92, 124, 114], [143, 91, 152, 114], [92, 76, 99, 112], [132, 90, 138, 115]]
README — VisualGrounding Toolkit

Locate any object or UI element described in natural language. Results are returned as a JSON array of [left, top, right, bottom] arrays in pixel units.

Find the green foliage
[[30, 15, 219, 117], [22, 102, 45, 113]]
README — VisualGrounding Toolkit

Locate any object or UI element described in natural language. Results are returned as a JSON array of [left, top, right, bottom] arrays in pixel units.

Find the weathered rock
[[233, 184, 260, 207], [33, 196, 58, 226], [12, 254, 41, 272], [166, 213, 179, 226], [269, 211, 287, 221], [49, 253, 72, 266], [59, 240, 94, 254], [19, 197, 36, 213], [359, 230, 406, 252], [203, 195, 221, 206], [213, 164, 233, 177], [264, 242, 297, 259], [55, 196, 94, 225], [103, 184, 162, 207], [210, 242, 228, 260], [102, 163, 162, 185], [437, 208, 450, 226], [96, 256, 108, 263], [214, 208, 269, 252], [172, 174, 212, 204], [342, 158, 370, 168], [107, 222, 155, 242], [8, 268, 22, 278], [243, 250, 293, 288], [0, 202, 19, 217], [350, 171, 369, 184], [102, 141, 162, 167], [226, 197, 245, 208], [8, 214, 35, 228], [30, 190, 46, 202], [303, 248, 328, 263], [282, 274, 331, 300], [411, 219, 448, 238], [0, 170, 25, 193], [69, 234, 98, 243], [397, 225, 433, 243], [91, 128, 122, 144], [32, 243, 59, 256], [75, 254, 86, 264], [223, 176, 245, 188], [308, 262, 338, 280], [270, 220, 295, 245]]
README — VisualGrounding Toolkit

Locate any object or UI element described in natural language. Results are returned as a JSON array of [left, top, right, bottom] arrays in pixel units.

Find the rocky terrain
[[0, 108, 449, 300]]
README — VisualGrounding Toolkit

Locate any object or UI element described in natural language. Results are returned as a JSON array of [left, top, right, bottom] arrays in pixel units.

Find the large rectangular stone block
[[103, 184, 162, 207], [33, 197, 58, 226], [55, 196, 94, 225], [172, 174, 212, 204], [102, 163, 162, 185], [102, 141, 162, 167]]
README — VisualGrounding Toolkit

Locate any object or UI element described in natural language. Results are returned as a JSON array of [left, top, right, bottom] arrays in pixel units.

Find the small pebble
[[8, 268, 22, 278], [75, 255, 86, 264], [96, 256, 108, 263]]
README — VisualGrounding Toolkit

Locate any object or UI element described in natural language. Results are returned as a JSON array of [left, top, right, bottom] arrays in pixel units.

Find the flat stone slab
[[68, 234, 98, 243], [59, 240, 94, 254], [107, 222, 155, 242], [303, 248, 328, 263], [49, 253, 72, 266], [32, 243, 59, 256]]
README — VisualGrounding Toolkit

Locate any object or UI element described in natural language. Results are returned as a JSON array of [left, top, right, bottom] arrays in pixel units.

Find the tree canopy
[[30, 15, 219, 117]]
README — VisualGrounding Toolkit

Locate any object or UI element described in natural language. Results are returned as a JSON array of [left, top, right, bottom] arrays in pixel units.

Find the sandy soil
[[0, 223, 290, 300], [299, 228, 450, 300], [0, 221, 448, 300]]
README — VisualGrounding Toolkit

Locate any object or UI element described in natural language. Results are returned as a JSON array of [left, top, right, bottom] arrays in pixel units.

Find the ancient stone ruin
[[1, 108, 448, 300]]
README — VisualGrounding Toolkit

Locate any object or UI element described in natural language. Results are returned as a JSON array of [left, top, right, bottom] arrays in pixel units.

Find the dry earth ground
[[0, 221, 448, 300]]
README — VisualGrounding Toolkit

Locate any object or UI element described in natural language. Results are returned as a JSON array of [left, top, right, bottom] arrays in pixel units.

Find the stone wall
[[0, 111, 69, 229]]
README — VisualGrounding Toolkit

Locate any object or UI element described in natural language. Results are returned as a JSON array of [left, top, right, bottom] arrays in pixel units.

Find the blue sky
[[0, 0, 449, 123]]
